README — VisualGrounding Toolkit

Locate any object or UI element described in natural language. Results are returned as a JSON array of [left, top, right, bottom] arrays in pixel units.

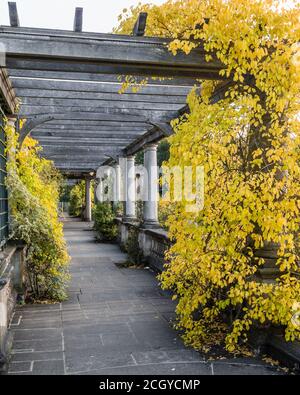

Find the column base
[[122, 215, 138, 224], [141, 220, 161, 229]]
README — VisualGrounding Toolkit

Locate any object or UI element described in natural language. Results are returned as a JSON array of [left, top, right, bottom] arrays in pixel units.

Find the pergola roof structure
[[0, 3, 225, 176]]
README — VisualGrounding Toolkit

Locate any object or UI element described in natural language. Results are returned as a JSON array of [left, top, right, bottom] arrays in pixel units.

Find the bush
[[92, 202, 118, 241], [5, 123, 70, 301], [69, 181, 85, 217], [125, 226, 144, 266]]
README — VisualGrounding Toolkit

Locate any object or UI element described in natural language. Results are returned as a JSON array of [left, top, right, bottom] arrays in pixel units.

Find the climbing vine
[[5, 122, 70, 301], [116, 0, 300, 352]]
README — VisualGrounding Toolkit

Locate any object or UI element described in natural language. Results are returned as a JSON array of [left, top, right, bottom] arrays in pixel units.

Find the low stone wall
[[138, 228, 170, 272], [116, 218, 171, 272], [0, 244, 26, 369]]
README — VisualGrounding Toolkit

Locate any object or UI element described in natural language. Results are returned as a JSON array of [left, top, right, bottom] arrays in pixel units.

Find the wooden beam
[[18, 110, 149, 121], [0, 26, 224, 80], [0, 68, 18, 114], [18, 106, 176, 121], [42, 146, 123, 154], [14, 89, 187, 105], [73, 7, 83, 32], [0, 26, 220, 68], [133, 12, 147, 37], [36, 137, 132, 145], [33, 132, 145, 140], [149, 122, 173, 137], [19, 115, 54, 145], [6, 57, 221, 80], [8, 2, 19, 27], [8, 69, 198, 86], [124, 126, 165, 156], [12, 79, 191, 96], [34, 124, 149, 132], [32, 129, 145, 136], [19, 97, 183, 111]]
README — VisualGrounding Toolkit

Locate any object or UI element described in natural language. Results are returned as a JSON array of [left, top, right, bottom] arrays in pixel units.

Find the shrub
[[125, 226, 144, 266], [92, 202, 118, 241], [69, 181, 85, 217], [5, 123, 70, 301]]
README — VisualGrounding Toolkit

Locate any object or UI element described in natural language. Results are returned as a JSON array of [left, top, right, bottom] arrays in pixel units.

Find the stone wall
[[116, 218, 171, 272], [0, 244, 26, 369]]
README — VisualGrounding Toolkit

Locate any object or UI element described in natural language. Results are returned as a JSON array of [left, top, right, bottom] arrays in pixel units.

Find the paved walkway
[[6, 219, 284, 375]]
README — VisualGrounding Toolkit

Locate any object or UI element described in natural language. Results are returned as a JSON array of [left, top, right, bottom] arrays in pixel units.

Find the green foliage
[[69, 181, 85, 217], [125, 226, 144, 266], [60, 183, 72, 202], [157, 140, 170, 166], [5, 123, 70, 301], [92, 202, 118, 241]]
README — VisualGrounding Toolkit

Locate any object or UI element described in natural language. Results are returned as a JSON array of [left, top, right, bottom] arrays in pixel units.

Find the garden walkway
[[6, 218, 284, 375]]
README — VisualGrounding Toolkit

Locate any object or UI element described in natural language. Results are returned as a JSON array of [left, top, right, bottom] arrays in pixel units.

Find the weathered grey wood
[[46, 157, 108, 163], [32, 129, 145, 136], [0, 25, 224, 173], [8, 2, 19, 27], [12, 79, 191, 95], [8, 69, 198, 86], [36, 137, 132, 144], [133, 13, 147, 36], [73, 7, 83, 32], [18, 110, 148, 121], [6, 57, 221, 80], [33, 133, 145, 140], [19, 97, 183, 111], [42, 145, 123, 153], [55, 162, 103, 167], [19, 115, 55, 145], [14, 88, 187, 104], [35, 131, 135, 138], [149, 122, 174, 137], [0, 26, 222, 72], [55, 164, 102, 171], [0, 68, 17, 114], [18, 106, 176, 120], [125, 127, 165, 156], [34, 124, 149, 132]]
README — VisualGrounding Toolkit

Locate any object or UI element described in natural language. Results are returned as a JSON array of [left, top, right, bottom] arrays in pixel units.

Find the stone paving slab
[[5, 218, 286, 375]]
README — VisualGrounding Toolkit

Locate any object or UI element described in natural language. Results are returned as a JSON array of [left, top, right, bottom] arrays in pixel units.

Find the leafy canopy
[[116, 0, 300, 351]]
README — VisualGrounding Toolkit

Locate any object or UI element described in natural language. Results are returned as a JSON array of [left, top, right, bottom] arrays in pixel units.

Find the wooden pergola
[[0, 3, 225, 177]]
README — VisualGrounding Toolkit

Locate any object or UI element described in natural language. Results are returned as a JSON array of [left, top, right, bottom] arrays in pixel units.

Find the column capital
[[6, 115, 17, 127], [143, 143, 158, 151]]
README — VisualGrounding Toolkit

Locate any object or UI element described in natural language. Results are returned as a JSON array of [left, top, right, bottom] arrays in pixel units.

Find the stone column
[[143, 144, 159, 228], [94, 178, 99, 204], [6, 116, 17, 161], [113, 163, 121, 209], [85, 178, 92, 221], [124, 156, 136, 221]]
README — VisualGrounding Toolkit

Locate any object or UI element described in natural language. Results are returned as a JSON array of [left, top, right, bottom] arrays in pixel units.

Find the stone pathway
[[6, 219, 284, 375]]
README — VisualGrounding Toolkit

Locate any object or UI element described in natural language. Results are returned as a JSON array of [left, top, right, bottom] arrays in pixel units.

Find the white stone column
[[124, 156, 136, 221], [143, 144, 159, 228], [85, 178, 92, 221], [113, 163, 121, 209], [94, 178, 99, 204]]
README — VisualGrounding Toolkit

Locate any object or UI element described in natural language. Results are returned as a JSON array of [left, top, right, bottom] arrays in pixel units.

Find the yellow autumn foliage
[[5, 122, 70, 301], [116, 0, 300, 351]]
